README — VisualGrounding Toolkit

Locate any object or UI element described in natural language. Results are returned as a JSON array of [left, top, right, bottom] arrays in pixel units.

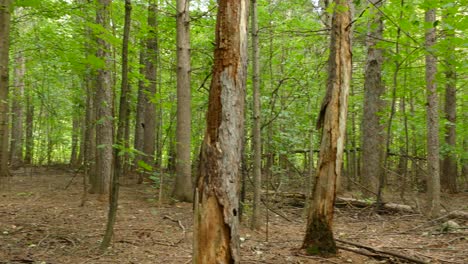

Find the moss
[[302, 215, 337, 256]]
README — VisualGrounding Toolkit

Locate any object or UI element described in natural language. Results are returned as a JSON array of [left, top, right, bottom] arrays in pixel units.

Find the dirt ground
[[0, 167, 467, 264]]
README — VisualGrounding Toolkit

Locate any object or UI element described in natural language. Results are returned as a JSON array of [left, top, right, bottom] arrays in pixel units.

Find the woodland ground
[[0, 167, 467, 264]]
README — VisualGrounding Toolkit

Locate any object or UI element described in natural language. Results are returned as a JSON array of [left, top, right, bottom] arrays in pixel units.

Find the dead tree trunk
[[302, 0, 352, 256], [193, 0, 249, 262]]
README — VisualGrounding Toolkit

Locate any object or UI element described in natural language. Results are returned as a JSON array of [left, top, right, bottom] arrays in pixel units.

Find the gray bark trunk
[[172, 0, 193, 202], [361, 0, 385, 199], [10, 52, 25, 168], [424, 8, 441, 218]]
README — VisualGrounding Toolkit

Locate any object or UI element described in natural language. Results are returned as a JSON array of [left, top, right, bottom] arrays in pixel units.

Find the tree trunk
[[361, 0, 384, 199], [172, 0, 193, 202], [24, 87, 34, 165], [302, 0, 352, 256], [101, 0, 131, 250], [134, 44, 145, 178], [94, 0, 113, 195], [10, 52, 25, 169], [193, 0, 249, 262], [424, 7, 441, 218], [0, 0, 11, 177], [441, 13, 457, 193], [70, 114, 80, 167], [142, 1, 158, 173], [250, 0, 262, 230]]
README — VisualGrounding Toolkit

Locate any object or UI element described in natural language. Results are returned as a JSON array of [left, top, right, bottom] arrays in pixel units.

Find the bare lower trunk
[[424, 8, 440, 218], [142, 1, 158, 174], [172, 0, 193, 202], [194, 0, 249, 262], [441, 14, 457, 193], [94, 0, 113, 195], [101, 0, 132, 250], [303, 0, 352, 256], [24, 89, 34, 165], [0, 0, 11, 177], [250, 0, 262, 230], [361, 0, 384, 199], [10, 52, 25, 169]]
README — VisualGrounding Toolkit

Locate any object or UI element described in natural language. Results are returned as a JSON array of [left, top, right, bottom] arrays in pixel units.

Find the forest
[[0, 0, 467, 263]]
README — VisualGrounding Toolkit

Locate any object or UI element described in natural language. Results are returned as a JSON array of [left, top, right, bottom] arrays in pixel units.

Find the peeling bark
[[194, 0, 249, 262], [303, 0, 352, 256]]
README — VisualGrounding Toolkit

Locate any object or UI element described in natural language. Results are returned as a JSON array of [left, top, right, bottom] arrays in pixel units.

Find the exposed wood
[[303, 0, 352, 256], [194, 0, 249, 262]]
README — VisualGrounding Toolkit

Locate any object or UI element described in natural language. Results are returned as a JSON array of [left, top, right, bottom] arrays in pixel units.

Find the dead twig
[[336, 239, 429, 264]]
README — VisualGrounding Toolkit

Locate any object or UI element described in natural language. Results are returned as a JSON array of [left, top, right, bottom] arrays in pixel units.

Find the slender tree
[[441, 11, 457, 193], [142, 0, 158, 174], [101, 0, 132, 250], [172, 0, 193, 202], [24, 87, 34, 165], [250, 0, 262, 230], [361, 0, 385, 200], [94, 0, 113, 196], [0, 0, 12, 178], [302, 0, 352, 255], [424, 5, 440, 218], [10, 52, 25, 168], [193, 0, 249, 262]]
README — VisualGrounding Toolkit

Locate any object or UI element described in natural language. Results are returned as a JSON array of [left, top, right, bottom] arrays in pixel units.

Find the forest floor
[[0, 167, 467, 264]]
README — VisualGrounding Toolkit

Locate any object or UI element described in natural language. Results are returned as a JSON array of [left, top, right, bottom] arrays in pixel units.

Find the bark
[[172, 0, 193, 202], [142, 1, 158, 173], [101, 0, 131, 250], [424, 7, 441, 218], [441, 14, 457, 193], [193, 0, 249, 262], [250, 0, 262, 230], [0, 0, 11, 177], [10, 52, 25, 168], [94, 0, 113, 195], [361, 0, 385, 199], [303, 0, 352, 256], [134, 45, 145, 177], [70, 115, 80, 167], [24, 88, 34, 165]]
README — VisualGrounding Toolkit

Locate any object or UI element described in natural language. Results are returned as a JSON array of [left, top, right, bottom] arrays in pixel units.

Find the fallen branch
[[336, 239, 429, 264]]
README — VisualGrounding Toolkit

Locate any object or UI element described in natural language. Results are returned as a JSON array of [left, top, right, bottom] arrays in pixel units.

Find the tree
[[302, 0, 352, 255], [142, 0, 158, 174], [250, 0, 262, 230], [172, 0, 193, 202], [10, 52, 25, 168], [193, 0, 249, 262], [424, 5, 440, 217], [94, 0, 113, 195], [101, 0, 132, 250], [441, 9, 457, 193], [0, 0, 11, 178], [361, 0, 385, 200]]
